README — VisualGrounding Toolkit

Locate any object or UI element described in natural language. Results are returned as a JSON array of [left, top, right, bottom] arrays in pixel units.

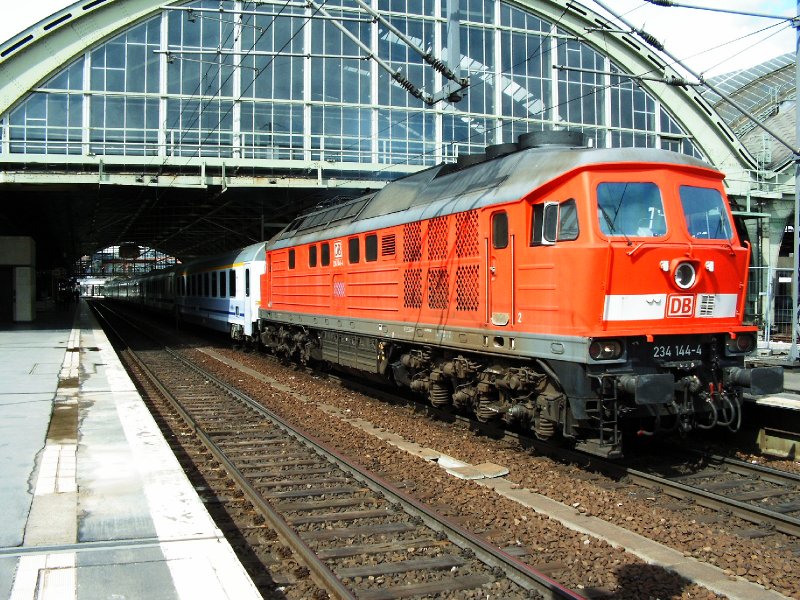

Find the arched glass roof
[[77, 244, 179, 276], [1, 0, 704, 176], [704, 52, 795, 138]]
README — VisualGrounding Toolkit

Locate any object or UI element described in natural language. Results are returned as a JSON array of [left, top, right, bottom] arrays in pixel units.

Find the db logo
[[667, 294, 695, 317]]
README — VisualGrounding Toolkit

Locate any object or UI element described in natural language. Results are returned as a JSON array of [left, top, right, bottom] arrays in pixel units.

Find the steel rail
[[333, 370, 800, 539], [621, 465, 800, 538], [695, 453, 800, 488], [93, 301, 584, 599], [171, 346, 585, 600], [91, 302, 356, 600], [124, 347, 358, 600]]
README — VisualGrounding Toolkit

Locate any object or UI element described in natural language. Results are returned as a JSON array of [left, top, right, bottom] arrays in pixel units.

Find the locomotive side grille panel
[[698, 294, 715, 317], [272, 272, 330, 309], [346, 269, 400, 312], [382, 234, 396, 257], [456, 264, 480, 312], [428, 216, 449, 261], [404, 268, 423, 308], [456, 211, 479, 258], [403, 222, 422, 262], [428, 267, 449, 310]]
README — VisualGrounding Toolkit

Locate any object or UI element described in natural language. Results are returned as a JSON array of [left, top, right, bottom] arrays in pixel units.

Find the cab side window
[[492, 212, 508, 249], [531, 199, 579, 245]]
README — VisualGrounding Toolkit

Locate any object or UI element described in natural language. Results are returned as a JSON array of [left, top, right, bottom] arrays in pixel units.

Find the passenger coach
[[107, 242, 265, 345]]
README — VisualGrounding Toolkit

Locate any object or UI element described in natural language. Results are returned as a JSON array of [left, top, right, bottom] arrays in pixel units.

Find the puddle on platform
[[59, 376, 80, 389], [47, 402, 79, 443]]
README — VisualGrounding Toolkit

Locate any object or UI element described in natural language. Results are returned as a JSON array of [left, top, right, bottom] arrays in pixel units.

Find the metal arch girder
[[0, 0, 170, 116], [509, 0, 758, 176], [0, 0, 757, 176]]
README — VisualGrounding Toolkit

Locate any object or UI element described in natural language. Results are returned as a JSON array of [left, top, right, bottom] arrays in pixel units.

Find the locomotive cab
[[529, 160, 783, 455]]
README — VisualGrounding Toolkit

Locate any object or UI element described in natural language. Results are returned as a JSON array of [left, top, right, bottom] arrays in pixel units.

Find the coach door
[[488, 211, 513, 326]]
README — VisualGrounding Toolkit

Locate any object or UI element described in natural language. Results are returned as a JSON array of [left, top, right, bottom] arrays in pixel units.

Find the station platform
[[0, 301, 261, 600]]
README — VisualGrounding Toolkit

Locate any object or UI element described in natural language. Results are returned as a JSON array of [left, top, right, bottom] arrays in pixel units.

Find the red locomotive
[[257, 131, 782, 456]]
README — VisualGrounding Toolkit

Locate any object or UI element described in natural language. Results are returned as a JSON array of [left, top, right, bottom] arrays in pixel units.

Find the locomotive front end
[[579, 164, 783, 449]]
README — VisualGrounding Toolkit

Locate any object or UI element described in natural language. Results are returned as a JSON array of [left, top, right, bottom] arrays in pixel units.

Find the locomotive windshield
[[679, 186, 733, 240], [597, 182, 666, 238]]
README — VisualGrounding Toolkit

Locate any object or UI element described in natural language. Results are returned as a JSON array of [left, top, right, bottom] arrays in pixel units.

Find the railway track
[[93, 302, 583, 600], [620, 451, 800, 540], [331, 370, 800, 545]]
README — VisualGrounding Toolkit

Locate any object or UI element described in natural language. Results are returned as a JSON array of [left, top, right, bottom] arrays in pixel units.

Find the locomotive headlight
[[589, 339, 623, 361], [726, 333, 755, 354], [674, 262, 697, 290]]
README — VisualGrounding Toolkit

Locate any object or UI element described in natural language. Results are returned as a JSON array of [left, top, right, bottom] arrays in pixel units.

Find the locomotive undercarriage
[[258, 321, 783, 458]]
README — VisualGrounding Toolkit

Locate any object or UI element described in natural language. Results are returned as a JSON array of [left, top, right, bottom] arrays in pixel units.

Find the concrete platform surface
[[0, 302, 261, 600]]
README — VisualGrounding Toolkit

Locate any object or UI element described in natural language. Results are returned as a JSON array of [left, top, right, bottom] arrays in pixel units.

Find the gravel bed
[[186, 347, 760, 600]]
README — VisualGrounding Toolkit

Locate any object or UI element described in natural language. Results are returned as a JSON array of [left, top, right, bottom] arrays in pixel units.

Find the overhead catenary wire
[[125, 2, 268, 252], [149, 0, 791, 201], [150, 0, 335, 255], [591, 0, 796, 153], [329, 0, 793, 186], [96, 0, 795, 262]]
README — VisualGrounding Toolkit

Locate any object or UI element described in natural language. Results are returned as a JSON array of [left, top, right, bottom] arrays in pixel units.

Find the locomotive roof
[[271, 146, 715, 248]]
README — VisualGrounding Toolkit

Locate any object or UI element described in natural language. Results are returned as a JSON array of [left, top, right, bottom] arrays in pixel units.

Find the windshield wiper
[[600, 203, 632, 246]]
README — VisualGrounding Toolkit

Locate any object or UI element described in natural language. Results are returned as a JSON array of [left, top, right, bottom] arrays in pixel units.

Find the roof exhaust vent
[[518, 130, 587, 149], [456, 153, 487, 169], [485, 142, 519, 160]]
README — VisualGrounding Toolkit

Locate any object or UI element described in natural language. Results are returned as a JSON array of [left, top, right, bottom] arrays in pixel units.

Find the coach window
[[245, 268, 250, 297], [219, 271, 226, 297], [321, 242, 330, 266], [229, 270, 236, 296], [289, 249, 296, 269], [349, 237, 360, 263], [309, 245, 318, 267], [365, 234, 378, 262], [492, 212, 508, 249], [204, 273, 210, 296], [211, 271, 218, 297]]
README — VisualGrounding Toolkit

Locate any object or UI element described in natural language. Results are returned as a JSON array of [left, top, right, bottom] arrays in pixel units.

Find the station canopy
[[0, 0, 760, 269]]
